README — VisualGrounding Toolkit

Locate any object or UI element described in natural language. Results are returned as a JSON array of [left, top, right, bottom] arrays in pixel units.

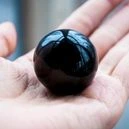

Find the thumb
[[0, 22, 17, 57]]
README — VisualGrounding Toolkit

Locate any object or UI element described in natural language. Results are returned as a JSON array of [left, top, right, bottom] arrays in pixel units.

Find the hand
[[0, 0, 129, 129]]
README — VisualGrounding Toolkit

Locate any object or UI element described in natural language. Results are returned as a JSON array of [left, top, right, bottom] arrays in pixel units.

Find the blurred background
[[0, 0, 128, 128]]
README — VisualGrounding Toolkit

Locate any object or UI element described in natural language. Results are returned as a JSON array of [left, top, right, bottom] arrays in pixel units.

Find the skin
[[0, 0, 129, 128]]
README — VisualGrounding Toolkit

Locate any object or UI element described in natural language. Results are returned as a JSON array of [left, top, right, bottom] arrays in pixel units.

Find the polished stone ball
[[34, 29, 98, 96]]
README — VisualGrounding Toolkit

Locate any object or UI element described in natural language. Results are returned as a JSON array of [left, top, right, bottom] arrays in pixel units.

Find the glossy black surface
[[34, 29, 98, 96]]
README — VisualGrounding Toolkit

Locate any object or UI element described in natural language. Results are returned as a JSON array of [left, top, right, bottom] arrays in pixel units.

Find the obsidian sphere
[[34, 29, 98, 96]]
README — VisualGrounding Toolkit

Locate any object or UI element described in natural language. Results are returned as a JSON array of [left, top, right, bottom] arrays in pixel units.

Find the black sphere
[[34, 29, 98, 96]]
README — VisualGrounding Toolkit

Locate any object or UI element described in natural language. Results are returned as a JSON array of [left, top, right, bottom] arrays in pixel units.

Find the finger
[[99, 32, 129, 74], [59, 0, 123, 35], [0, 22, 17, 57], [90, 4, 129, 61], [112, 51, 129, 97], [16, 0, 123, 62]]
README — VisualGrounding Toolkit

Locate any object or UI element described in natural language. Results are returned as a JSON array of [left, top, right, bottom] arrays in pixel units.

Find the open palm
[[0, 0, 129, 129]]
